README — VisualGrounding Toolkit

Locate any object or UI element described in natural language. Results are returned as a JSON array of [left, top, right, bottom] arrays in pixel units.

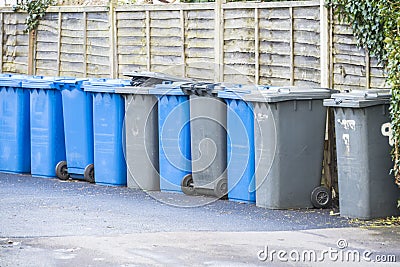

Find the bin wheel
[[214, 178, 228, 199], [311, 186, 332, 208], [55, 161, 69, 181], [84, 164, 95, 183], [181, 174, 195, 195]]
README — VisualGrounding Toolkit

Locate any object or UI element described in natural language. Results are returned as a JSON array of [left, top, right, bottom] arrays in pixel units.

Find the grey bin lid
[[242, 86, 334, 103], [123, 71, 193, 87], [323, 89, 391, 108], [115, 86, 154, 95]]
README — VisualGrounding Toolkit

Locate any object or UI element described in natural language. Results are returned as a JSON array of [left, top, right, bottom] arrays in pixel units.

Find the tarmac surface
[[0, 173, 399, 266]]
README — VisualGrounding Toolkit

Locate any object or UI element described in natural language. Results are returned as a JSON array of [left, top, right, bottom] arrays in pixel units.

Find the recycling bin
[[55, 78, 94, 183], [83, 79, 129, 186], [149, 82, 191, 193], [218, 85, 270, 203], [324, 89, 400, 219], [243, 87, 333, 209], [115, 72, 190, 191], [20, 77, 66, 178], [0, 74, 30, 174], [180, 83, 227, 198]]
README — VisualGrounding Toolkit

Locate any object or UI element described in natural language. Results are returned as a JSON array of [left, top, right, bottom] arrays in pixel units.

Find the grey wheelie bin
[[180, 82, 228, 198], [115, 72, 190, 191], [324, 89, 400, 219], [243, 87, 334, 209]]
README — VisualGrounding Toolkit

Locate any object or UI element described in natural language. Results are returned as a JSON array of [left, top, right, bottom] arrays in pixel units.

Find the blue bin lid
[[324, 89, 391, 108], [54, 78, 88, 91], [217, 84, 272, 100], [83, 78, 131, 93], [21, 76, 60, 90], [149, 81, 193, 96], [242, 86, 335, 103]]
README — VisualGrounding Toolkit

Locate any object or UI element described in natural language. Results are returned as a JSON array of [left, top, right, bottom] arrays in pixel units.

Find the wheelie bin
[[324, 89, 400, 219], [21, 76, 66, 178], [54, 78, 94, 183], [0, 74, 30, 174], [217, 85, 270, 203], [83, 79, 129, 186], [148, 82, 192, 193], [115, 72, 190, 191], [243, 87, 334, 209], [180, 82, 227, 198]]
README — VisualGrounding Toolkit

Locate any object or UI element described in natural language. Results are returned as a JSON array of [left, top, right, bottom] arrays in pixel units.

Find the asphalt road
[[0, 173, 399, 266]]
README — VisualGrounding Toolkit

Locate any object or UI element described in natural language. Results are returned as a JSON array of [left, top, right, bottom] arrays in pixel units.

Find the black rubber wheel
[[84, 164, 95, 183], [214, 178, 228, 199], [55, 161, 69, 180], [181, 174, 195, 195], [311, 186, 332, 208]]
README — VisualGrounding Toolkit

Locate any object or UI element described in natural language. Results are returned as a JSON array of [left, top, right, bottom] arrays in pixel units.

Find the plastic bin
[[21, 77, 66, 178], [0, 75, 30, 173], [324, 89, 400, 219], [180, 82, 228, 198], [115, 72, 190, 191], [83, 79, 129, 186], [55, 78, 94, 182], [217, 85, 270, 203], [243, 87, 333, 209], [148, 82, 191, 193]]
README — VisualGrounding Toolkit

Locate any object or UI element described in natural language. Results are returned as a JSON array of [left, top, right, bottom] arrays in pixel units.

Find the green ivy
[[13, 0, 56, 32], [326, 0, 400, 190]]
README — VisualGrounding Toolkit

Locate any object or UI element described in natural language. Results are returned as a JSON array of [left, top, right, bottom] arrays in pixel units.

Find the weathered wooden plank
[[294, 31, 320, 45], [35, 51, 59, 60], [150, 55, 182, 65], [294, 43, 320, 57], [259, 8, 290, 20], [60, 53, 85, 62], [87, 38, 110, 48], [260, 53, 290, 67], [116, 11, 146, 20], [118, 54, 147, 65], [86, 64, 110, 76], [185, 47, 214, 59], [224, 9, 254, 20], [223, 74, 255, 84], [224, 28, 255, 41], [224, 51, 255, 64], [294, 67, 320, 83], [293, 19, 320, 33], [186, 67, 214, 80], [150, 10, 181, 20], [259, 76, 290, 86], [224, 64, 255, 76], [60, 36, 85, 45], [117, 28, 146, 37], [151, 27, 181, 37], [118, 45, 147, 55], [150, 36, 181, 46], [224, 18, 255, 29], [186, 10, 214, 20], [186, 29, 214, 39], [36, 42, 58, 53], [334, 53, 366, 65], [259, 19, 291, 31], [259, 29, 292, 43], [293, 6, 319, 20], [259, 41, 291, 55], [186, 19, 214, 30], [117, 19, 145, 29], [294, 80, 320, 87], [260, 65, 291, 79], [86, 30, 109, 38], [294, 55, 320, 70]]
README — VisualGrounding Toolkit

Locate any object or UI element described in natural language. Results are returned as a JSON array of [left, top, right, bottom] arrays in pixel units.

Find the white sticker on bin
[[338, 119, 356, 130], [381, 122, 394, 147]]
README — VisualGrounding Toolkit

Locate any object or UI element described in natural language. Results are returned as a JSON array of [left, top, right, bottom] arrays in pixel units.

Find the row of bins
[[0, 73, 399, 219]]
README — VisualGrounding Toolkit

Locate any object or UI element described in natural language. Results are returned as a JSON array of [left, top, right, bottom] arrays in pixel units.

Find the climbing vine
[[326, 0, 400, 189], [13, 0, 56, 32]]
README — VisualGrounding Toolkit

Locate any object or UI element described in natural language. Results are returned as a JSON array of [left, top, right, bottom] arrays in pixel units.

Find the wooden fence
[[0, 0, 389, 90]]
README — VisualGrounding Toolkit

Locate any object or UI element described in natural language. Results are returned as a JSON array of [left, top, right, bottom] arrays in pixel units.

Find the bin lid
[[180, 82, 224, 96], [123, 71, 192, 87], [323, 89, 391, 108], [242, 86, 334, 103], [21, 76, 59, 90], [148, 81, 193, 96], [54, 78, 88, 91], [83, 79, 131, 93], [217, 84, 272, 100]]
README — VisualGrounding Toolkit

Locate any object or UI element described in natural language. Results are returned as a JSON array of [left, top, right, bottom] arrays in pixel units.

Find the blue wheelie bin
[[149, 82, 192, 193], [0, 74, 30, 174], [83, 79, 130, 186], [218, 84, 270, 203], [54, 78, 94, 183], [21, 76, 66, 178]]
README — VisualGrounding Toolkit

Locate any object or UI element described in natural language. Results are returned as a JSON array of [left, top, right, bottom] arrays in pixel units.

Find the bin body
[[0, 77, 30, 173], [324, 90, 400, 219], [150, 84, 191, 193], [245, 87, 332, 209], [24, 78, 66, 178], [122, 91, 159, 190], [59, 80, 93, 178], [84, 79, 128, 186]]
